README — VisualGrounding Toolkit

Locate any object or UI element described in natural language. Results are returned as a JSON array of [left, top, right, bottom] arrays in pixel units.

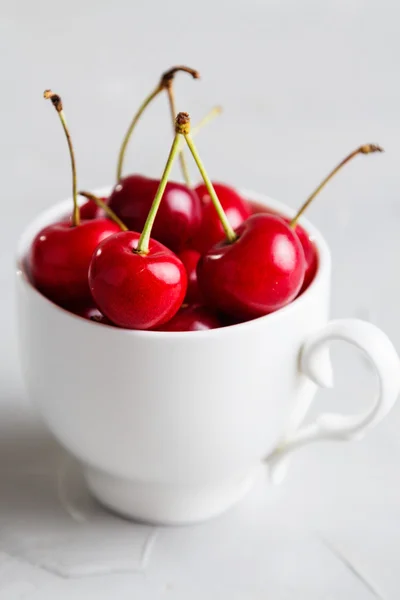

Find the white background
[[1, 0, 400, 598]]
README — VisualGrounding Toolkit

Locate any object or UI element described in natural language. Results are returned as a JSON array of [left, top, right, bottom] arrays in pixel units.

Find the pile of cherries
[[27, 68, 383, 332]]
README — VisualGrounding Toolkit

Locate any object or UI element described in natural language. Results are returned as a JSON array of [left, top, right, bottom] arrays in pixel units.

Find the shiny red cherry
[[79, 199, 107, 220], [246, 143, 384, 295], [32, 91, 122, 307], [291, 224, 317, 293], [249, 201, 317, 294], [178, 248, 202, 304], [108, 175, 202, 253], [190, 183, 251, 254], [155, 304, 221, 332], [89, 231, 187, 330], [197, 213, 306, 320], [29, 219, 121, 308], [63, 200, 107, 223]]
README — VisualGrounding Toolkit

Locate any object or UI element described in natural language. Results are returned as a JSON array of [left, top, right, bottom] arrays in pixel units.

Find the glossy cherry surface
[[89, 231, 187, 330], [190, 183, 251, 254], [156, 304, 221, 331], [79, 199, 107, 220], [108, 175, 202, 253], [63, 200, 107, 223], [29, 219, 120, 307], [197, 213, 306, 320], [178, 248, 202, 304], [249, 200, 317, 294], [291, 224, 317, 293]]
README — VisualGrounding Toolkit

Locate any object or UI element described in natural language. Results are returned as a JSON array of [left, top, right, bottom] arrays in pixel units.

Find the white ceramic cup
[[16, 188, 400, 525]]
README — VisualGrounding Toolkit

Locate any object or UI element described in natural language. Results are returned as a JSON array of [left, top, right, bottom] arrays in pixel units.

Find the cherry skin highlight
[[29, 219, 120, 308], [249, 200, 317, 294], [197, 213, 306, 320], [108, 175, 202, 253], [249, 144, 383, 294], [89, 231, 187, 330]]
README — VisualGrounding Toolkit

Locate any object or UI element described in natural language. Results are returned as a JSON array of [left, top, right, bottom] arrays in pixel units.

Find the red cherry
[[91, 114, 193, 329], [29, 219, 121, 307], [62, 199, 107, 223], [31, 91, 122, 307], [178, 118, 305, 319], [248, 144, 385, 295], [248, 201, 318, 294], [75, 305, 113, 325], [190, 183, 251, 254], [178, 248, 202, 304], [283, 143, 383, 291], [197, 213, 305, 320], [108, 175, 202, 253], [156, 304, 221, 332], [182, 121, 383, 317], [79, 199, 107, 220], [291, 224, 317, 293], [89, 231, 187, 330]]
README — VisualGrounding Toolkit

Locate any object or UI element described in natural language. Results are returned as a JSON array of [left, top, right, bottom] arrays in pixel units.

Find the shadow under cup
[[15, 189, 330, 525]]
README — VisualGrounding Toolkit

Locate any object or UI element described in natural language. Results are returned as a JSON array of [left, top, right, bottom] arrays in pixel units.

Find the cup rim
[[16, 186, 330, 338]]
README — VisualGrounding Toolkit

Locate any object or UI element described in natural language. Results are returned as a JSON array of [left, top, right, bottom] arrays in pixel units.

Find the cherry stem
[[161, 67, 199, 188], [191, 105, 222, 138], [116, 84, 162, 182], [116, 65, 200, 184], [166, 86, 191, 186], [175, 105, 223, 155], [44, 90, 80, 227], [178, 112, 237, 243], [136, 133, 182, 254], [290, 143, 384, 228], [78, 191, 128, 231]]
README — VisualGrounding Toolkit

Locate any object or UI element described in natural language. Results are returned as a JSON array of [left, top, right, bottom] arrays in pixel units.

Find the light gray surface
[[2, 0, 400, 597]]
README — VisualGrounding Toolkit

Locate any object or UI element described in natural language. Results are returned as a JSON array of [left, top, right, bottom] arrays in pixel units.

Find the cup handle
[[265, 319, 400, 481]]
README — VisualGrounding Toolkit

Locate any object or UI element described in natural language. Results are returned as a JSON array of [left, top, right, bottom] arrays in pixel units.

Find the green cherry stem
[[175, 105, 223, 155], [116, 84, 162, 182], [290, 143, 384, 228], [191, 105, 222, 138], [136, 133, 182, 254], [116, 65, 199, 183], [162, 66, 199, 187], [178, 112, 237, 243], [78, 191, 128, 231], [44, 90, 80, 227]]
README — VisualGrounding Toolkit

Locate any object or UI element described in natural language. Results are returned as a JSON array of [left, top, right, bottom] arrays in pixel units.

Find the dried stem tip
[[359, 143, 384, 154], [175, 112, 191, 135], [43, 89, 63, 112], [160, 66, 200, 88]]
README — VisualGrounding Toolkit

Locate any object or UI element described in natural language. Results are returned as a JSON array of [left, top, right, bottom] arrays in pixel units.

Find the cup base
[[84, 466, 259, 525]]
